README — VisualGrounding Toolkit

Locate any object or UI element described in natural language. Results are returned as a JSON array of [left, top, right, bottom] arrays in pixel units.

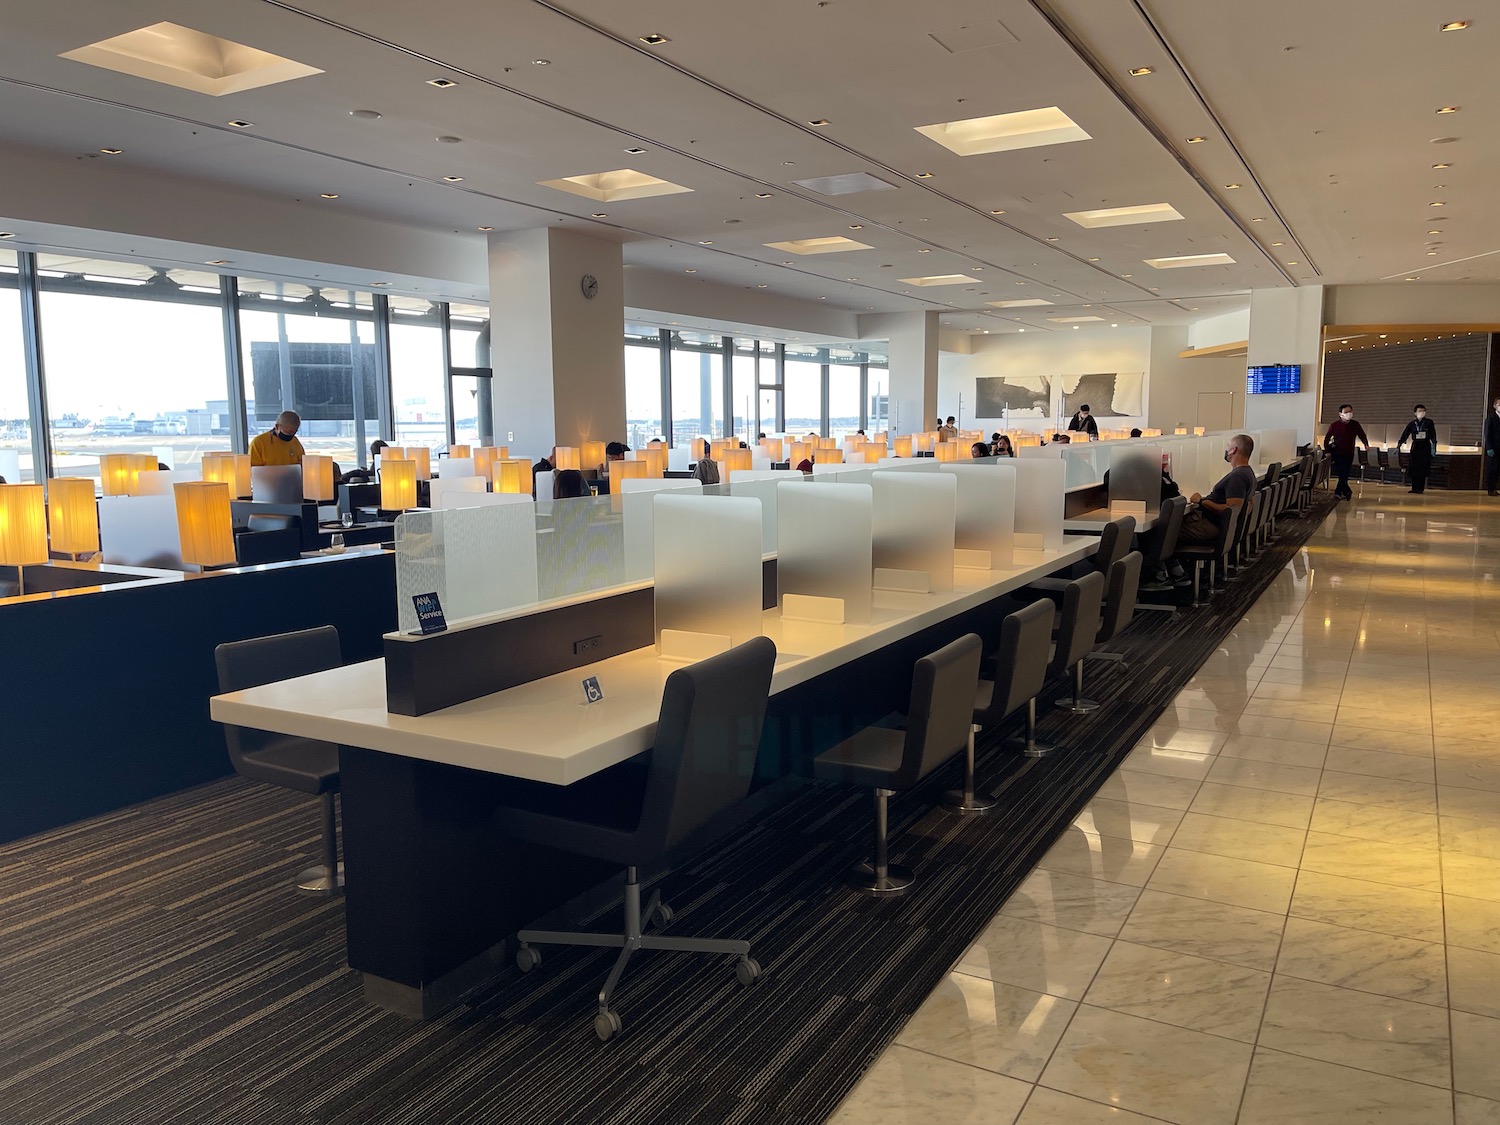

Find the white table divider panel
[[730, 471, 804, 555], [751, 454, 772, 470], [533, 469, 554, 502], [98, 494, 185, 570], [439, 492, 533, 509], [152, 446, 176, 470], [775, 481, 873, 624], [652, 493, 763, 660], [1015, 457, 1067, 552], [395, 503, 541, 633], [442, 457, 476, 479], [810, 465, 876, 485], [871, 469, 957, 593], [875, 457, 941, 471], [667, 446, 690, 472], [1258, 428, 1297, 469], [428, 476, 487, 509], [1019, 444, 1063, 458], [537, 494, 626, 603], [1109, 443, 1165, 514], [621, 477, 703, 580], [941, 463, 1016, 569], [0, 449, 20, 482], [134, 468, 202, 495]]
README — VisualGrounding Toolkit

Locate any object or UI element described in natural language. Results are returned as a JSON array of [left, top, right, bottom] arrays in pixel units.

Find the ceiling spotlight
[[1287, 261, 1299, 266], [1437, 106, 1461, 114], [1428, 229, 1443, 234], [205, 258, 231, 265], [320, 192, 340, 199], [1129, 66, 1155, 76], [1427, 251, 1439, 255], [1073, 325, 1080, 330], [532, 58, 550, 66], [624, 147, 647, 154], [757, 192, 773, 199], [99, 147, 123, 155], [1045, 236, 1059, 241], [1224, 182, 1242, 189], [989, 209, 1006, 215], [1122, 273, 1133, 278], [443, 175, 464, 182], [638, 33, 671, 44], [350, 109, 382, 120], [227, 119, 253, 128], [699, 240, 714, 245], [917, 248, 931, 253], [1430, 201, 1446, 206], [1406, 276, 1419, 281], [1186, 136, 1206, 144], [1441, 20, 1471, 30], [848, 224, 864, 230], [757, 283, 768, 288], [1250, 217, 1266, 222], [1272, 241, 1285, 246], [591, 212, 607, 218], [684, 268, 696, 273], [371, 281, 391, 287], [916, 171, 934, 178], [808, 119, 830, 127], [1111, 323, 1119, 327], [1433, 162, 1452, 169], [437, 135, 462, 144], [1088, 257, 1101, 261], [426, 78, 458, 88], [478, 226, 493, 231]]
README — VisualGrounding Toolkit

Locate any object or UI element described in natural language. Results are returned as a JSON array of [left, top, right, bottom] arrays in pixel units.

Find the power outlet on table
[[573, 635, 603, 655]]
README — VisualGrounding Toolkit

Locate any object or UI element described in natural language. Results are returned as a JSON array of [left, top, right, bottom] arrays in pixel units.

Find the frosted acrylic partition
[[653, 493, 764, 657], [871, 470, 956, 592], [153, 446, 176, 469], [730, 470, 804, 554], [99, 494, 185, 570], [875, 457, 940, 472], [395, 503, 540, 633], [1108, 444, 1164, 514], [135, 469, 201, 495], [667, 446, 690, 472], [1060, 444, 1105, 487], [428, 476, 487, 509], [440, 492, 532, 509], [775, 482, 873, 623], [941, 464, 1016, 569], [1257, 429, 1297, 469], [533, 469, 553, 500], [442, 457, 476, 478], [1019, 444, 1062, 458], [1014, 458, 1066, 551], [622, 477, 703, 580], [810, 465, 875, 485], [536, 493, 625, 602], [0, 449, 19, 482], [250, 464, 303, 504]]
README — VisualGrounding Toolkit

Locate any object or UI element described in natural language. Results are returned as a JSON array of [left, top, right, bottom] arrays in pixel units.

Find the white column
[[859, 311, 939, 434], [1246, 286, 1325, 445], [487, 228, 626, 458]]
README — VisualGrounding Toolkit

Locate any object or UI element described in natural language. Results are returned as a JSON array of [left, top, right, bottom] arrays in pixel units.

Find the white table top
[[1063, 508, 1158, 533], [210, 540, 1094, 786]]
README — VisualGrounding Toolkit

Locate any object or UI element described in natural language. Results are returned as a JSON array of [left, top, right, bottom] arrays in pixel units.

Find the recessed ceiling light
[[819, 296, 827, 300], [99, 148, 123, 154], [916, 172, 935, 178], [1437, 106, 1461, 113], [350, 109, 382, 120], [1430, 201, 1446, 206], [1144, 252, 1236, 269], [371, 281, 390, 287], [320, 192, 339, 199], [638, 33, 671, 44], [1286, 261, 1299, 266], [591, 212, 607, 218], [1064, 203, 1186, 229], [756, 192, 772, 198], [227, 119, 253, 128], [1440, 20, 1471, 30], [1088, 257, 1101, 262], [538, 168, 692, 201], [205, 258, 231, 265], [442, 175, 463, 182], [477, 226, 493, 231], [915, 106, 1090, 156], [62, 23, 323, 95], [1122, 273, 1133, 278], [987, 298, 1053, 308], [899, 274, 978, 286], [427, 78, 458, 88], [808, 119, 830, 127], [1224, 182, 1242, 189], [917, 248, 931, 253], [437, 135, 462, 144], [1406, 276, 1419, 281], [757, 283, 768, 288], [532, 59, 550, 66], [1045, 237, 1060, 242], [1272, 241, 1285, 246], [1129, 66, 1155, 76], [624, 147, 647, 155], [990, 209, 1006, 215], [1073, 325, 1081, 329], [762, 236, 873, 255], [780, 261, 792, 265], [1186, 136, 1206, 144], [848, 224, 864, 230], [684, 269, 696, 273], [1428, 229, 1442, 234], [1250, 217, 1266, 222], [1427, 251, 1439, 256], [1432, 162, 1452, 169], [972, 266, 984, 270], [698, 240, 714, 245]]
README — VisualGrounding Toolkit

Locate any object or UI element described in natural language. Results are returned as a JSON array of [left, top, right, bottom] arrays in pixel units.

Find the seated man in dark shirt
[[1178, 433, 1258, 542]]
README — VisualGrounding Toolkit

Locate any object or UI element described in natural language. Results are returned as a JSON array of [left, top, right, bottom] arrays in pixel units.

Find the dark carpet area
[[0, 496, 1335, 1125]]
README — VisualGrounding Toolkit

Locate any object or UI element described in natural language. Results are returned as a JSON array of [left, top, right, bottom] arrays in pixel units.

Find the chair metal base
[[295, 862, 344, 896], [942, 726, 997, 814], [1007, 696, 1056, 757], [1053, 696, 1100, 714], [847, 861, 914, 897]]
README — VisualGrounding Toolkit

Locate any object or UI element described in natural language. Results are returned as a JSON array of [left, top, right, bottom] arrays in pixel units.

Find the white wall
[[1187, 308, 1251, 349], [625, 267, 859, 339], [1325, 283, 1500, 325], [1148, 326, 1245, 433], [1246, 286, 1325, 445]]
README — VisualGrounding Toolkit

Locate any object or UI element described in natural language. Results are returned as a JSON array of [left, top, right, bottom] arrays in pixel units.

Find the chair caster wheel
[[652, 902, 674, 928], [595, 1008, 623, 1041], [516, 944, 541, 973], [735, 957, 762, 986]]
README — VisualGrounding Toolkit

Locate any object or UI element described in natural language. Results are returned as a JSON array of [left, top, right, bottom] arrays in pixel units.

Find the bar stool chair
[[814, 634, 982, 896], [503, 636, 777, 1042], [1227, 490, 1260, 578], [1137, 495, 1187, 606], [1027, 515, 1134, 596], [1172, 505, 1240, 607], [965, 599, 1056, 766], [1082, 551, 1144, 672], [214, 626, 344, 896], [1047, 571, 1107, 715]]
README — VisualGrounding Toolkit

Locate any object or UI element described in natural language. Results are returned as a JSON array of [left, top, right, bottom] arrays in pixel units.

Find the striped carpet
[[0, 497, 1334, 1125]]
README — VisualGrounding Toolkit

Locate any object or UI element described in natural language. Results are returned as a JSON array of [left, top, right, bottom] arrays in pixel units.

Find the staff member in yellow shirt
[[248, 410, 306, 466]]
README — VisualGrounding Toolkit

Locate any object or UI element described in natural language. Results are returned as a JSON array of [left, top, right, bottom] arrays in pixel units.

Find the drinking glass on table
[[330, 532, 345, 551], [340, 512, 354, 529]]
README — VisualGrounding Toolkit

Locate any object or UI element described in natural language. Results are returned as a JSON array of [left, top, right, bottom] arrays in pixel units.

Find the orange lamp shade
[[788, 441, 812, 465], [893, 436, 913, 458], [408, 446, 431, 481], [1192, 426, 1206, 436], [380, 459, 418, 510], [492, 458, 531, 495], [98, 454, 136, 496], [449, 444, 471, 460], [132, 453, 159, 485], [934, 441, 960, 462], [552, 446, 581, 472], [580, 440, 606, 470], [302, 454, 335, 501], [47, 477, 99, 555], [200, 452, 233, 489], [380, 446, 406, 464], [723, 447, 753, 473], [472, 446, 499, 483], [862, 445, 885, 463], [819, 448, 844, 464], [640, 445, 666, 478], [173, 481, 237, 568], [610, 458, 647, 494], [761, 437, 783, 461], [0, 483, 49, 566], [818, 437, 838, 451]]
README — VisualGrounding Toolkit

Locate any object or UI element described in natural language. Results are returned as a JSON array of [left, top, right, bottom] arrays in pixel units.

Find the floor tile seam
[[1066, 998, 1264, 1051], [877, 1038, 1038, 1094], [1252, 1005, 1456, 1094], [1029, 1081, 1181, 1125], [1268, 960, 1450, 1012], [1191, 775, 1321, 804], [1163, 820, 1310, 872], [1237, 900, 1293, 1124]]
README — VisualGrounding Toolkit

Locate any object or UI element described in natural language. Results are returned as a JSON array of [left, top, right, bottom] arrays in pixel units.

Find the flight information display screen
[[1246, 364, 1301, 394]]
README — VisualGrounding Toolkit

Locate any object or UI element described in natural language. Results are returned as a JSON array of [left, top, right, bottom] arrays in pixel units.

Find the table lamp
[[723, 447, 752, 473], [302, 454, 335, 502], [819, 448, 844, 465], [893, 436, 912, 458], [99, 454, 136, 496], [47, 477, 99, 559], [640, 444, 667, 478], [761, 437, 783, 461], [473, 446, 499, 485], [380, 459, 418, 510], [0, 483, 48, 594], [610, 458, 647, 495], [580, 440, 606, 471], [789, 441, 812, 466], [409, 446, 432, 481], [934, 441, 959, 462], [553, 446, 581, 472], [449, 444, 472, 460], [174, 481, 237, 571], [492, 458, 530, 495]]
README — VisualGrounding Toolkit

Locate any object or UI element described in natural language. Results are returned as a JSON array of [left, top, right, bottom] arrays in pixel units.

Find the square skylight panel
[[790, 173, 898, 196], [536, 169, 693, 202], [899, 274, 974, 286], [1144, 253, 1236, 269], [763, 237, 873, 255], [915, 107, 1090, 157], [986, 298, 1053, 308], [1047, 315, 1107, 323], [60, 22, 322, 96], [1064, 203, 1185, 229]]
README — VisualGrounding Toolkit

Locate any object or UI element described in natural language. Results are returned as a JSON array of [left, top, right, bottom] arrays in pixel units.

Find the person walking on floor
[[1323, 404, 1369, 500], [1397, 404, 1438, 494], [1485, 397, 1500, 496]]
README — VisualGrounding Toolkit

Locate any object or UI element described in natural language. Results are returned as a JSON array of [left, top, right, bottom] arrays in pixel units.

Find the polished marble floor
[[830, 489, 1500, 1125]]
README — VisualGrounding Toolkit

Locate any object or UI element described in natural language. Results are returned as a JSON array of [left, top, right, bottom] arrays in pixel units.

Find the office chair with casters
[[502, 636, 776, 1042], [1048, 571, 1107, 715], [968, 599, 1055, 766], [814, 634, 982, 895], [214, 625, 344, 896]]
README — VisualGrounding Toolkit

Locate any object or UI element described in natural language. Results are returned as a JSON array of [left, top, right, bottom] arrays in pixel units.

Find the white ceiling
[[0, 0, 1489, 337]]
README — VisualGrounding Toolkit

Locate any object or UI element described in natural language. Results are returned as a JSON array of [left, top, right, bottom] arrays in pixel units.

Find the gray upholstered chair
[[814, 634, 982, 897], [1082, 551, 1144, 678], [1028, 515, 1135, 596], [1138, 495, 1187, 603], [1048, 572, 1107, 715], [214, 626, 344, 896], [969, 599, 1056, 768], [1173, 504, 1241, 606], [503, 636, 777, 1042]]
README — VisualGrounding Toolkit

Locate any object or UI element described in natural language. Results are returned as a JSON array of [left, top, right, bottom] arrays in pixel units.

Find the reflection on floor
[[831, 490, 1500, 1125]]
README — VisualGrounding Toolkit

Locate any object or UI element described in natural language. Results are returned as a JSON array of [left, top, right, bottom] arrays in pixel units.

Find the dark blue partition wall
[[0, 553, 396, 844]]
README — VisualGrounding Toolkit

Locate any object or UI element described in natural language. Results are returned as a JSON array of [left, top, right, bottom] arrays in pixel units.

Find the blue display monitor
[[1246, 364, 1301, 394]]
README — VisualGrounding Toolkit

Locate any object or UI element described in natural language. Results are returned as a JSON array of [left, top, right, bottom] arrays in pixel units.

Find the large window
[[238, 280, 380, 470], [867, 362, 889, 434], [38, 257, 227, 483], [449, 303, 492, 447], [730, 339, 758, 441], [0, 250, 30, 482], [624, 327, 665, 449], [784, 346, 823, 436], [670, 331, 724, 448], [389, 297, 447, 451], [828, 357, 861, 442]]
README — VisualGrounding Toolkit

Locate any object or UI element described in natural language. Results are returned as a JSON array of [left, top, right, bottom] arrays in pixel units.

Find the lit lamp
[[380, 459, 418, 511], [409, 446, 432, 480], [723, 447, 753, 473], [934, 441, 960, 462], [914, 432, 934, 453], [200, 452, 233, 489], [580, 440, 606, 472], [302, 454, 335, 501], [1192, 426, 1206, 436], [173, 481, 237, 571], [552, 446, 581, 471], [99, 454, 135, 496], [862, 445, 885, 463], [893, 435, 913, 458], [818, 437, 838, 451], [47, 477, 99, 559], [133, 454, 160, 487], [492, 458, 530, 494], [819, 448, 844, 465], [0, 483, 49, 594], [761, 437, 783, 461], [640, 444, 667, 478], [449, 444, 472, 460], [473, 446, 499, 484], [610, 458, 648, 494]]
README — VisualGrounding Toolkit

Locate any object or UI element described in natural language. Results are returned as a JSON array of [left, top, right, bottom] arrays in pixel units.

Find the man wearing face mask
[[1397, 404, 1437, 494], [1067, 404, 1100, 439], [1177, 433, 1258, 541], [248, 410, 306, 467], [1485, 398, 1500, 496], [1323, 404, 1369, 501]]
